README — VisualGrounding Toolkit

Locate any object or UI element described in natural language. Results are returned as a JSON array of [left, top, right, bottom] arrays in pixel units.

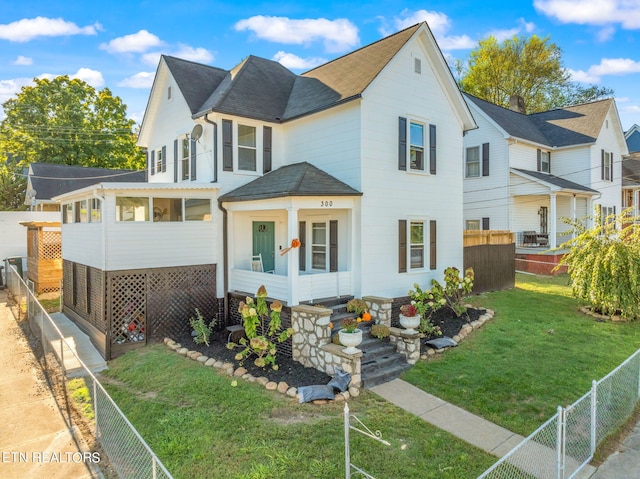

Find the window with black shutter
[[222, 119, 233, 171]]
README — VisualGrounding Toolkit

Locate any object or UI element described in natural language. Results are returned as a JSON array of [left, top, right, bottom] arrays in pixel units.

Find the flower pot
[[338, 329, 363, 354], [399, 313, 421, 334]]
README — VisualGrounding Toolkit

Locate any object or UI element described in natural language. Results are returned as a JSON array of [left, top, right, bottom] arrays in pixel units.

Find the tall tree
[[0, 160, 27, 210], [0, 76, 144, 170], [459, 35, 614, 113]]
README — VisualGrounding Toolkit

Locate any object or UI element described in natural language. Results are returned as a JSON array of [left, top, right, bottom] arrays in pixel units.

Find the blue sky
[[2, 0, 640, 130]]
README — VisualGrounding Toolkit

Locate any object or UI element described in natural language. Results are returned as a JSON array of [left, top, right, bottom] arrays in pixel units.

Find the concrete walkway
[[0, 290, 98, 479], [590, 420, 640, 479], [371, 378, 604, 478]]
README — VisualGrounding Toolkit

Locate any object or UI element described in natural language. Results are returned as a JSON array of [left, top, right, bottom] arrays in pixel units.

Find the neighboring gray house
[[25, 162, 146, 211], [623, 124, 640, 218]]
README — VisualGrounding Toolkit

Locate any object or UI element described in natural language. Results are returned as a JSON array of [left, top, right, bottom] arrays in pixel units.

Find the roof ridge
[[162, 54, 226, 74]]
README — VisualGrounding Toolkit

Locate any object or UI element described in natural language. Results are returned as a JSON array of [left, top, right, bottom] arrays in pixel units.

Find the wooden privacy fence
[[22, 221, 62, 294], [463, 230, 515, 294]]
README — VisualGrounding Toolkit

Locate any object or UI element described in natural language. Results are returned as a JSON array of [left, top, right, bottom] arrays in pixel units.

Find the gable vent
[[168, 86, 172, 100], [414, 58, 422, 74]]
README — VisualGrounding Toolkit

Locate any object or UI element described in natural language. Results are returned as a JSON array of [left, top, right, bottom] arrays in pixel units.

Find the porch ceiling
[[219, 161, 362, 202]]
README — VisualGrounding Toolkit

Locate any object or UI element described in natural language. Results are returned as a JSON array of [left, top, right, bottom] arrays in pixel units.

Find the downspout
[[217, 199, 228, 324], [203, 113, 218, 183]]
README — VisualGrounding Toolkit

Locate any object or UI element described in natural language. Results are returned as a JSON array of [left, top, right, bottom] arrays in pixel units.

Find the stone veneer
[[389, 328, 422, 364], [363, 296, 393, 327], [291, 304, 362, 388]]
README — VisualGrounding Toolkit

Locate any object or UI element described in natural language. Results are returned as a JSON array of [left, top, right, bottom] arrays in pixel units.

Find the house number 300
[[320, 200, 333, 207]]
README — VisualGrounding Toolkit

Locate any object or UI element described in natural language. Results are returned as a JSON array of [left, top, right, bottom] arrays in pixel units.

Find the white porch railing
[[229, 269, 352, 304]]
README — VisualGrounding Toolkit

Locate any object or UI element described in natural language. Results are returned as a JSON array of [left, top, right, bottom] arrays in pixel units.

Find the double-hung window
[[540, 151, 550, 173], [156, 148, 163, 174], [238, 124, 257, 171], [410, 122, 424, 171], [466, 146, 480, 178], [409, 221, 424, 269], [602, 151, 612, 181], [311, 222, 327, 270], [181, 138, 190, 180]]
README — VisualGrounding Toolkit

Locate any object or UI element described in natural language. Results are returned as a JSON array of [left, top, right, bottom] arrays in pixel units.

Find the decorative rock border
[[162, 337, 361, 402], [419, 308, 494, 359]]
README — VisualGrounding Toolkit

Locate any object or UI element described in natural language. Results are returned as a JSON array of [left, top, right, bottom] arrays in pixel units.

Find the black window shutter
[[150, 150, 155, 175], [298, 221, 306, 271], [429, 124, 436, 174], [548, 151, 551, 173], [190, 139, 197, 181], [329, 220, 338, 273], [173, 140, 178, 183], [263, 126, 272, 174], [223, 119, 233, 171], [482, 143, 490, 177], [537, 149, 541, 171], [161, 145, 167, 172], [601, 149, 605, 180], [611, 153, 613, 181], [145, 150, 149, 172], [398, 220, 407, 273], [482, 217, 490, 230], [429, 220, 437, 270], [398, 117, 407, 170]]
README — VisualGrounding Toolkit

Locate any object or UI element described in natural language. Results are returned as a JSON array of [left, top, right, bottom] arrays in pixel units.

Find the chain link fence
[[478, 347, 640, 479], [5, 262, 173, 479]]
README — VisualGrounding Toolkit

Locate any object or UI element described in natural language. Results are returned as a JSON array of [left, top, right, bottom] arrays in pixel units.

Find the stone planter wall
[[363, 296, 393, 327], [291, 304, 362, 388], [389, 328, 422, 364]]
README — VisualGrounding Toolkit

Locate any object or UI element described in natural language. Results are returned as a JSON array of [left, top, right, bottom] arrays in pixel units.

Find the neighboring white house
[[623, 124, 640, 219], [463, 94, 627, 272], [54, 22, 476, 358]]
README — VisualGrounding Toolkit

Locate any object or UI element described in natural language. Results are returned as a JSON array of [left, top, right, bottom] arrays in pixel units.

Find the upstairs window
[[466, 146, 480, 178], [182, 137, 190, 180], [540, 151, 550, 173], [409, 122, 424, 171], [156, 148, 163, 174], [238, 124, 257, 171], [602, 150, 612, 181]]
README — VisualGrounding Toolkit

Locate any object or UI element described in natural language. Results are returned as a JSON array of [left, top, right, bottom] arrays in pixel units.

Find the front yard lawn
[[101, 345, 496, 479], [402, 273, 640, 436]]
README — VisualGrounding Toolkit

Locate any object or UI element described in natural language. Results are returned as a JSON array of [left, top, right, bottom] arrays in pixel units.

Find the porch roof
[[219, 162, 362, 202], [512, 168, 599, 194]]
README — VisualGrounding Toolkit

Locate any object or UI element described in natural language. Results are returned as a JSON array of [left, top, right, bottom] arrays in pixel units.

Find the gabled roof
[[465, 93, 615, 148], [625, 124, 640, 153], [219, 162, 362, 202], [512, 168, 599, 194], [27, 162, 147, 202]]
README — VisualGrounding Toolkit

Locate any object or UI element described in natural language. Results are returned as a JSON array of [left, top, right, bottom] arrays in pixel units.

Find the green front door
[[252, 221, 275, 272]]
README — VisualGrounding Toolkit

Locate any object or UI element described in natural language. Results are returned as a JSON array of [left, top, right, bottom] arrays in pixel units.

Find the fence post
[[591, 380, 598, 456], [344, 403, 351, 479], [556, 406, 564, 479]]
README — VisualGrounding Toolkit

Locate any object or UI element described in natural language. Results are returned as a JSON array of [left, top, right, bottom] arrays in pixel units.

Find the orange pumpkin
[[362, 312, 372, 322]]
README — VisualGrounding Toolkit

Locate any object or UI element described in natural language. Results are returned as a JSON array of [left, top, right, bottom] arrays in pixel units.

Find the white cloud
[[100, 29, 163, 54], [0, 77, 33, 107], [234, 16, 359, 53], [117, 72, 155, 88], [12, 55, 32, 65], [0, 17, 98, 42], [173, 45, 214, 63], [272, 51, 327, 70], [569, 58, 640, 83], [487, 18, 537, 42], [384, 9, 475, 50], [141, 52, 162, 67], [534, 0, 640, 29], [72, 68, 104, 88]]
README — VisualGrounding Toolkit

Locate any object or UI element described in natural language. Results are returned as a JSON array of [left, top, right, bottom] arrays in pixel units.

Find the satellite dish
[[27, 189, 37, 199], [191, 124, 203, 142]]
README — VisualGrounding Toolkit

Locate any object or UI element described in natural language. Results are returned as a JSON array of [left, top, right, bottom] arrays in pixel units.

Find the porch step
[[359, 336, 413, 389]]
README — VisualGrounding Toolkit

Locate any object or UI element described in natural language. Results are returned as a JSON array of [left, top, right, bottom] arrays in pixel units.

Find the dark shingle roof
[[219, 162, 362, 202], [168, 24, 420, 123], [465, 93, 613, 148], [163, 56, 228, 115], [512, 168, 598, 193], [29, 162, 146, 200]]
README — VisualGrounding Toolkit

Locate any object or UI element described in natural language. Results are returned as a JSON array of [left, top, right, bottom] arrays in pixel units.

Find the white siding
[[463, 103, 510, 230], [356, 38, 467, 298], [512, 196, 548, 233]]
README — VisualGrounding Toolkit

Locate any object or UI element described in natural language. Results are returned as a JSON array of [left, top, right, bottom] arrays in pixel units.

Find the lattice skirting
[[63, 260, 218, 359]]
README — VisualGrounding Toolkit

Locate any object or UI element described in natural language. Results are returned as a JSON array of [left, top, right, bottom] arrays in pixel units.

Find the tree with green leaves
[[558, 210, 640, 321], [0, 76, 144, 170], [458, 35, 613, 113], [0, 160, 27, 210]]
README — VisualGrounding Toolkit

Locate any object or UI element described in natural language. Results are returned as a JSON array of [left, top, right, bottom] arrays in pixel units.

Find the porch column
[[287, 208, 300, 306], [550, 192, 557, 249], [571, 195, 577, 240]]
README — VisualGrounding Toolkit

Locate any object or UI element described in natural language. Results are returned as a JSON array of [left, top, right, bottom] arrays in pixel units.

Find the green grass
[[403, 273, 640, 436], [101, 345, 496, 479]]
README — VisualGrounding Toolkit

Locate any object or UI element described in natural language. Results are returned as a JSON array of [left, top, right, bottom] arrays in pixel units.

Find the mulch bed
[[171, 306, 486, 388]]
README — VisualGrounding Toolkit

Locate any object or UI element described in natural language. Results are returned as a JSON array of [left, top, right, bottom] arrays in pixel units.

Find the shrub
[[370, 324, 390, 339], [190, 308, 214, 346], [228, 286, 295, 369], [408, 267, 474, 319]]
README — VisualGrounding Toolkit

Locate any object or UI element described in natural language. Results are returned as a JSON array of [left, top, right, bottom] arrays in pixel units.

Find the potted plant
[[399, 303, 421, 333], [338, 317, 364, 354]]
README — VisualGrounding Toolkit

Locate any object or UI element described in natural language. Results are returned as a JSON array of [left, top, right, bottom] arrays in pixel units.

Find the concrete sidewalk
[[0, 290, 97, 479], [371, 378, 603, 478]]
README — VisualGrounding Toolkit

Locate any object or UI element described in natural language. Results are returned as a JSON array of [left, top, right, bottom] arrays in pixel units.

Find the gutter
[[203, 114, 218, 183]]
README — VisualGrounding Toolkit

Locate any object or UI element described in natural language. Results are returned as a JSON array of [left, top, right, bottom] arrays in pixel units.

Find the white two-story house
[[463, 94, 627, 273], [54, 22, 476, 359]]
